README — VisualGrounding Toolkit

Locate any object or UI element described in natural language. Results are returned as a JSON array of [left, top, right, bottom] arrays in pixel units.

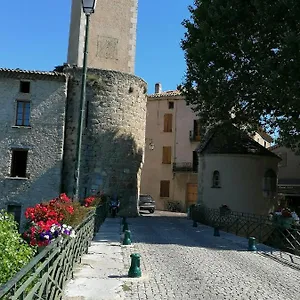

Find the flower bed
[[23, 193, 105, 248]]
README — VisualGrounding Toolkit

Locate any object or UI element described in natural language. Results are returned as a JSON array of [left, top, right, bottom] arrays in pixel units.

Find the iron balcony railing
[[172, 162, 198, 173], [0, 204, 107, 300], [189, 130, 201, 142], [190, 205, 300, 256]]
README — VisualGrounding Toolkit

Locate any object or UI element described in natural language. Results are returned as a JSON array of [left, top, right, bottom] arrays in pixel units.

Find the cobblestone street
[[121, 211, 300, 300]]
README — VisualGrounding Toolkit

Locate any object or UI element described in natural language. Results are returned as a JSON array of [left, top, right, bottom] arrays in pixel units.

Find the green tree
[[0, 210, 36, 285], [180, 0, 300, 149]]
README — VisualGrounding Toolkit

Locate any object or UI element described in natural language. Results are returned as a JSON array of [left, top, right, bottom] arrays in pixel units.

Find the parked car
[[139, 194, 155, 213]]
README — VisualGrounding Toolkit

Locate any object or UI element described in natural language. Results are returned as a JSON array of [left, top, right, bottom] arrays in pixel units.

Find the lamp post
[[74, 0, 97, 200]]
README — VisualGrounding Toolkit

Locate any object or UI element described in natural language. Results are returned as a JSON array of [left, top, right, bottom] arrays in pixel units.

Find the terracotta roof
[[148, 90, 182, 98], [197, 122, 280, 159], [0, 68, 66, 81]]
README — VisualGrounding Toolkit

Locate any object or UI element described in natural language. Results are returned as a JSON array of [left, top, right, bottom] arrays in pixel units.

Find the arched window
[[263, 169, 277, 196], [212, 170, 221, 188]]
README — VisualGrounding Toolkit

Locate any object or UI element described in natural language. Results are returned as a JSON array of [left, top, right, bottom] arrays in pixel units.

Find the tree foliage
[[180, 0, 300, 148], [0, 210, 36, 285]]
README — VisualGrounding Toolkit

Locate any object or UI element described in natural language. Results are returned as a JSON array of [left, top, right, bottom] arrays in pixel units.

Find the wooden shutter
[[193, 120, 201, 141], [164, 114, 172, 132], [162, 146, 171, 164], [160, 180, 170, 197]]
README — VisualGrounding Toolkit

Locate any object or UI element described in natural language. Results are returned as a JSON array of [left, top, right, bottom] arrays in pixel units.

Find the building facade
[[141, 84, 273, 212], [0, 69, 67, 227], [270, 145, 300, 214], [197, 124, 280, 215]]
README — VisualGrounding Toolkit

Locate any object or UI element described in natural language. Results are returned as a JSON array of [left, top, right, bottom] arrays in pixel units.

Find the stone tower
[[63, 0, 147, 217], [67, 0, 138, 74]]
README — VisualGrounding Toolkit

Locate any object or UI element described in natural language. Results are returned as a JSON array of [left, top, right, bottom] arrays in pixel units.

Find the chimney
[[155, 82, 162, 94]]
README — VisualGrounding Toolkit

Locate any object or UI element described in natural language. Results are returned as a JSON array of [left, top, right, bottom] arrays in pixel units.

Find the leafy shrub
[[0, 210, 36, 285]]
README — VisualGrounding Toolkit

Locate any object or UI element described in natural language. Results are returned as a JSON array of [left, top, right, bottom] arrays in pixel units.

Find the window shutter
[[160, 180, 170, 197], [164, 114, 172, 132], [162, 147, 171, 164]]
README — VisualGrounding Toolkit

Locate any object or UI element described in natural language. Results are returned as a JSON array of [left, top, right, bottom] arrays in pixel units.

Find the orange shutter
[[160, 180, 170, 197], [164, 114, 172, 132], [162, 147, 171, 164]]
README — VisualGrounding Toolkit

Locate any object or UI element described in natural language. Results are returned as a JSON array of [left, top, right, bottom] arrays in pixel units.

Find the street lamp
[[74, 0, 97, 200]]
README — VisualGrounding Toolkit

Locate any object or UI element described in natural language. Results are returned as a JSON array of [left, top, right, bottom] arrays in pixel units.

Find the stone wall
[[0, 72, 67, 226], [62, 67, 147, 216]]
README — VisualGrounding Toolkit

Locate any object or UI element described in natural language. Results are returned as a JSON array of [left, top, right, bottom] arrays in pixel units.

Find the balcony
[[189, 130, 201, 142], [172, 162, 198, 173]]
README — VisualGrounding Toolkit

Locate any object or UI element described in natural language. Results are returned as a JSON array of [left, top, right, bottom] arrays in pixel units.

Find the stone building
[[0, 0, 146, 222], [0, 69, 67, 226]]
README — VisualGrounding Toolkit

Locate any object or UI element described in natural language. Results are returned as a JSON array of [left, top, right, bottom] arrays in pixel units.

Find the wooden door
[[186, 183, 198, 207]]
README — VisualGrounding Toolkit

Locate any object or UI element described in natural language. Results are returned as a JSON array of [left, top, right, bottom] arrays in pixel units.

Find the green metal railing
[[191, 205, 300, 256], [0, 204, 107, 300]]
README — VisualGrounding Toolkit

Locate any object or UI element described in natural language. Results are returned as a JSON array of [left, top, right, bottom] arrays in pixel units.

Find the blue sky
[[0, 0, 192, 94]]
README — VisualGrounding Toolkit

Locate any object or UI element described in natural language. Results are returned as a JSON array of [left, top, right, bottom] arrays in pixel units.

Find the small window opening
[[11, 149, 28, 177], [20, 81, 30, 93], [212, 170, 221, 188], [168, 101, 174, 109]]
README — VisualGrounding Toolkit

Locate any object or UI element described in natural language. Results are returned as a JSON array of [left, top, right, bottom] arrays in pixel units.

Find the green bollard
[[193, 220, 198, 227], [214, 227, 220, 237], [248, 237, 257, 251], [128, 253, 142, 278], [123, 230, 132, 245], [123, 222, 129, 232]]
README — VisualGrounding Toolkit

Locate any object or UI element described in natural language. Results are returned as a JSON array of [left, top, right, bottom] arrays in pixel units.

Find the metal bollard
[[214, 227, 220, 237], [193, 220, 198, 227], [248, 237, 257, 251], [122, 222, 129, 232], [128, 253, 142, 278], [123, 230, 132, 245]]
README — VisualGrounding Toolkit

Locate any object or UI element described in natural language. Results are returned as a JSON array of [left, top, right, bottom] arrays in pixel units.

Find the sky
[[0, 0, 192, 94]]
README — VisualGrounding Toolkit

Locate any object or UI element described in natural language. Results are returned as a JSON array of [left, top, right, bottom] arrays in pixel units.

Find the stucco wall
[[198, 154, 279, 215], [175, 99, 199, 162], [67, 0, 138, 74], [140, 97, 175, 210], [252, 132, 271, 148], [62, 67, 147, 216], [0, 75, 67, 226]]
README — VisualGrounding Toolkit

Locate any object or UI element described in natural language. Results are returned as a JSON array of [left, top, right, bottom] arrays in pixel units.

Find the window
[[168, 101, 174, 109], [212, 170, 221, 188], [162, 146, 171, 164], [264, 141, 266, 148], [20, 81, 30, 93], [163, 114, 172, 132], [7, 205, 21, 231], [10, 149, 28, 177], [160, 180, 170, 197], [193, 120, 201, 141], [263, 169, 277, 196], [16, 101, 30, 126]]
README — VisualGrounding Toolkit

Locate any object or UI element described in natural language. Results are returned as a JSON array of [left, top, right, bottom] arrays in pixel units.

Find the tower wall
[[67, 0, 138, 74], [62, 67, 147, 216]]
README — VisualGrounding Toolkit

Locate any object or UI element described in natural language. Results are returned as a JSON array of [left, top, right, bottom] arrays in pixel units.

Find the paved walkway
[[63, 211, 300, 300]]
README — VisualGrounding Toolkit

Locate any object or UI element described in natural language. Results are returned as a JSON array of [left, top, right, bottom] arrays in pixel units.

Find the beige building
[[141, 84, 274, 212], [270, 145, 300, 213], [197, 123, 280, 215]]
